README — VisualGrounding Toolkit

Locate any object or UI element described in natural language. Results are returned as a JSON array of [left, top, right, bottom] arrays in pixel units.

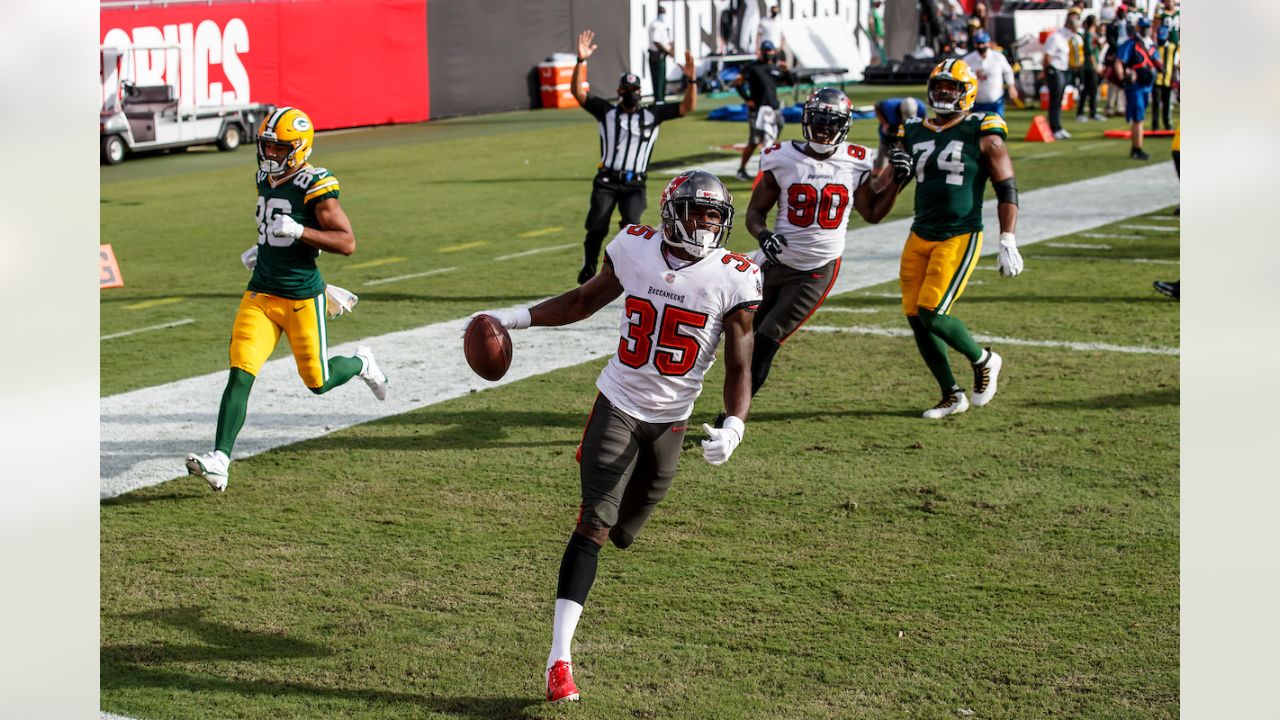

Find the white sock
[[547, 598, 584, 670]]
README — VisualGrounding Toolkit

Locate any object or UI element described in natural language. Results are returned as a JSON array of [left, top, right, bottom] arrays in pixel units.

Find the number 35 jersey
[[596, 225, 763, 424], [248, 164, 341, 300], [761, 140, 874, 271], [898, 112, 1008, 241]]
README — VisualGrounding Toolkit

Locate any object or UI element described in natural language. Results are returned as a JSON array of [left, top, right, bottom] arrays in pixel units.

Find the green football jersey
[[246, 163, 341, 299], [899, 112, 1007, 241]]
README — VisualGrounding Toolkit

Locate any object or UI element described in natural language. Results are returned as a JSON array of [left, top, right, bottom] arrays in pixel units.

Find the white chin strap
[[808, 140, 837, 154]]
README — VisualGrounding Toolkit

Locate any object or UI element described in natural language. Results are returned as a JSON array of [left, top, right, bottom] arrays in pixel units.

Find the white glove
[[324, 283, 359, 318], [701, 416, 745, 466], [463, 308, 532, 337], [996, 232, 1023, 278], [271, 214, 305, 240], [240, 245, 258, 270]]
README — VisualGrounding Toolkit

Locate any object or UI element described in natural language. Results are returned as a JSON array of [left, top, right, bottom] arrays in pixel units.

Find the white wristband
[[722, 415, 746, 439], [513, 308, 532, 330]]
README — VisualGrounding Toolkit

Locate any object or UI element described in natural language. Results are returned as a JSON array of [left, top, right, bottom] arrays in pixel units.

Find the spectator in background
[[873, 96, 923, 171], [1100, 0, 1118, 25], [868, 0, 887, 65], [1115, 16, 1161, 160], [963, 32, 1018, 117], [733, 41, 794, 182], [757, 4, 784, 54], [1076, 14, 1106, 122], [1156, 0, 1180, 44], [1151, 24, 1178, 131], [647, 4, 674, 102], [1042, 13, 1076, 139]]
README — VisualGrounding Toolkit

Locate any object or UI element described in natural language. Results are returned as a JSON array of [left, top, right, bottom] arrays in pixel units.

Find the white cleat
[[971, 349, 1003, 407], [185, 450, 230, 492], [355, 345, 388, 401], [923, 389, 969, 419]]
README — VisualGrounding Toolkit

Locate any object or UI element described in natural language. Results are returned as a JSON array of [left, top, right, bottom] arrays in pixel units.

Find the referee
[[571, 29, 697, 284]]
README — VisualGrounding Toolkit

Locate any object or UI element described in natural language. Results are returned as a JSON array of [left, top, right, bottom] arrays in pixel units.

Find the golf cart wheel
[[102, 135, 126, 165], [217, 123, 243, 152]]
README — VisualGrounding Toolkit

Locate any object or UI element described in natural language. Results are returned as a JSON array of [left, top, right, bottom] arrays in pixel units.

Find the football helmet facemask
[[926, 59, 978, 114], [659, 170, 735, 258], [801, 87, 854, 152], [257, 106, 314, 175]]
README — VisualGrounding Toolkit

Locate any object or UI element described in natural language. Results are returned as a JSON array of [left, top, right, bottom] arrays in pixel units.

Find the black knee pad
[[608, 526, 636, 550]]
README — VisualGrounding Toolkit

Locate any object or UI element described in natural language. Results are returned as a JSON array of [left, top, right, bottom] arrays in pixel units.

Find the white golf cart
[[100, 44, 275, 165]]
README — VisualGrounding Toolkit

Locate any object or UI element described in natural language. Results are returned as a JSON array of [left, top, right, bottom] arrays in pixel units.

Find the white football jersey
[[596, 224, 763, 424], [760, 140, 875, 271]]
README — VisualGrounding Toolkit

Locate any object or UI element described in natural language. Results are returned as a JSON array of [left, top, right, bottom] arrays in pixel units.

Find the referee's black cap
[[618, 73, 642, 92]]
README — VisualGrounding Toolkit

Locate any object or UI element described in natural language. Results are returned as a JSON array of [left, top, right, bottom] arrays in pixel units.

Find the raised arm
[[572, 30, 597, 107], [678, 51, 697, 116]]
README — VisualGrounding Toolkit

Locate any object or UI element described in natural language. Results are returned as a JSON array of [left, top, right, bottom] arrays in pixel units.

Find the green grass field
[[101, 85, 1179, 719]]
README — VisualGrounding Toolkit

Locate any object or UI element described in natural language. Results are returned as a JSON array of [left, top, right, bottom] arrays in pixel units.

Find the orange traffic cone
[[1025, 115, 1055, 143]]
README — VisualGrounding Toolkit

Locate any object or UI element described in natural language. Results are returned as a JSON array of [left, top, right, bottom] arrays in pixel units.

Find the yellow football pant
[[899, 230, 983, 316], [229, 291, 330, 388]]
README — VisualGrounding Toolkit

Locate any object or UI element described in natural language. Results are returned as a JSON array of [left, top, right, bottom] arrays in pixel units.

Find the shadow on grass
[[102, 607, 538, 719], [295, 409, 590, 453], [1026, 387, 1179, 410], [101, 488, 208, 507]]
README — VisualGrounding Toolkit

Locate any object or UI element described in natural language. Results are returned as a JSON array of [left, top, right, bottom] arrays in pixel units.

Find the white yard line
[[363, 267, 456, 286], [1021, 151, 1063, 161], [1119, 224, 1178, 232], [495, 242, 578, 261], [1046, 242, 1111, 249], [1081, 232, 1142, 240], [1074, 141, 1110, 151], [100, 318, 195, 341], [100, 163, 1177, 500], [803, 324, 1179, 356]]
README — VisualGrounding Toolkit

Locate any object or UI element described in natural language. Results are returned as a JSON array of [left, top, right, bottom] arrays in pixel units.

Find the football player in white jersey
[[737, 87, 914, 403], [466, 170, 761, 704]]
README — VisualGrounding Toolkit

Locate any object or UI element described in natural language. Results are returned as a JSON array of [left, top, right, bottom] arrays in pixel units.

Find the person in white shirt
[[647, 4, 675, 101], [962, 31, 1018, 117], [1041, 13, 1077, 139], [757, 4, 784, 54]]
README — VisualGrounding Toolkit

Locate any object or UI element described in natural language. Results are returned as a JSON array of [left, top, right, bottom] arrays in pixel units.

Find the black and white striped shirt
[[583, 96, 681, 177]]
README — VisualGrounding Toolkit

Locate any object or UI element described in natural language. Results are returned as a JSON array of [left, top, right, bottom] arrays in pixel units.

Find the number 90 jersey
[[596, 224, 763, 424], [247, 164, 341, 300], [761, 140, 874, 271], [898, 112, 1008, 241]]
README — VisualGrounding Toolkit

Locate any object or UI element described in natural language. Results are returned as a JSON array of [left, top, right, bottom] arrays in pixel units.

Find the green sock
[[918, 307, 983, 364], [908, 315, 956, 391], [215, 368, 255, 456], [311, 355, 364, 395]]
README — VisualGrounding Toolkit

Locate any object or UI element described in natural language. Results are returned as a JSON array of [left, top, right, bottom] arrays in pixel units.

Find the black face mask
[[620, 91, 640, 109]]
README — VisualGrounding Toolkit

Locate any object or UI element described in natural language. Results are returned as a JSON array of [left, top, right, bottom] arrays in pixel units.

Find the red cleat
[[546, 659, 580, 703]]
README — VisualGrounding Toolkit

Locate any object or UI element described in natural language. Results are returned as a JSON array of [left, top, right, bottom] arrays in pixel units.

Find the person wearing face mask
[[571, 29, 697, 285], [711, 88, 907, 411], [733, 40, 795, 182], [467, 170, 760, 705], [757, 4, 784, 56], [961, 31, 1018, 118]]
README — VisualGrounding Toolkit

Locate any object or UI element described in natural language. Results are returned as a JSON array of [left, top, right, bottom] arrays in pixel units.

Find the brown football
[[463, 314, 513, 381]]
